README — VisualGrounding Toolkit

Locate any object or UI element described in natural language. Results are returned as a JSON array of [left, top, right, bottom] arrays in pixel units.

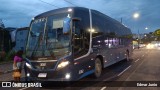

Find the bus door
[[72, 23, 93, 79]]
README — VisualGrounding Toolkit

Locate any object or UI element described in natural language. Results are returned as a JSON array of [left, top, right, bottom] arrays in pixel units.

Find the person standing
[[13, 50, 23, 82]]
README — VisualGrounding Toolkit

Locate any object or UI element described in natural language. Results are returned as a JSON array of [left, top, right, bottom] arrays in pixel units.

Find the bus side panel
[[73, 55, 95, 80]]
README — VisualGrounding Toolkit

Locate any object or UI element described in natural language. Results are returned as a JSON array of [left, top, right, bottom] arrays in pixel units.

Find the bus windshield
[[26, 13, 71, 59]]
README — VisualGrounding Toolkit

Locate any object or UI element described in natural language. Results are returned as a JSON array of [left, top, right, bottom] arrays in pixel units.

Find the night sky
[[1, 0, 160, 34]]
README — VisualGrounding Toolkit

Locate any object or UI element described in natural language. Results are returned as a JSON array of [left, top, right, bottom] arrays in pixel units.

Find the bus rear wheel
[[94, 58, 102, 78]]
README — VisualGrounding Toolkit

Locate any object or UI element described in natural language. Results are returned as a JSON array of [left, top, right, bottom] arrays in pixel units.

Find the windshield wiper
[[31, 32, 43, 58]]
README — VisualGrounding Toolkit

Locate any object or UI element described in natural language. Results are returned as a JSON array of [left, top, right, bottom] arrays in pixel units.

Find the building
[[0, 19, 5, 29], [0, 28, 12, 53]]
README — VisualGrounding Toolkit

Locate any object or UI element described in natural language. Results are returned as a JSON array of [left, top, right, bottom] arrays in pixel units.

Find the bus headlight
[[26, 62, 32, 69], [57, 60, 70, 69]]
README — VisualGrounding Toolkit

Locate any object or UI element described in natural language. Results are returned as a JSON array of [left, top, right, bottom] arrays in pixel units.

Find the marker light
[[65, 73, 71, 79], [68, 8, 72, 12], [27, 73, 30, 77], [88, 29, 95, 32], [32, 17, 35, 20]]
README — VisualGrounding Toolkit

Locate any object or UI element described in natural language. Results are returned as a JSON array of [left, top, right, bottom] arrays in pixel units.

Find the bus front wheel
[[94, 58, 102, 78]]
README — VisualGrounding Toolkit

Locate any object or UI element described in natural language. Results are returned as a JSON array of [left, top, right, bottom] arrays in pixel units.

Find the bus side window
[[108, 38, 113, 48], [119, 38, 121, 45]]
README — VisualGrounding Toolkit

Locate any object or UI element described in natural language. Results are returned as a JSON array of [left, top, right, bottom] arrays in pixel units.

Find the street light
[[133, 13, 140, 19], [144, 34, 147, 37], [145, 27, 148, 30], [133, 12, 140, 49], [132, 12, 140, 31], [144, 27, 149, 34]]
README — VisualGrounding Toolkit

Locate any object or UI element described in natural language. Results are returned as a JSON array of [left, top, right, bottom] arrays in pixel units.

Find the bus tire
[[94, 58, 102, 78]]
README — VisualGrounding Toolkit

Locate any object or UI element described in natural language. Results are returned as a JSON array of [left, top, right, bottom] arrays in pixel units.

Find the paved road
[[0, 47, 160, 90]]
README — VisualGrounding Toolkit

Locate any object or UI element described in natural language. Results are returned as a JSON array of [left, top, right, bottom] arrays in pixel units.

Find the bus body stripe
[[78, 69, 94, 80]]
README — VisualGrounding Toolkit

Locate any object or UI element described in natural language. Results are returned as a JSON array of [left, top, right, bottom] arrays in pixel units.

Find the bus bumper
[[25, 67, 75, 81]]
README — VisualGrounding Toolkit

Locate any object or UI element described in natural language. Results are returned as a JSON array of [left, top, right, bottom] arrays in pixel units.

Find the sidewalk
[[0, 61, 25, 81], [0, 69, 25, 81], [0, 61, 13, 74]]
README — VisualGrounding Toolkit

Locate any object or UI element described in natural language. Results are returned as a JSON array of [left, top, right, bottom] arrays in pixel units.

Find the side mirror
[[63, 17, 81, 34], [63, 17, 71, 34]]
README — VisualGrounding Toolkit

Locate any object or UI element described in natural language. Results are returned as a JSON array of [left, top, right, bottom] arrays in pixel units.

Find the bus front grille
[[31, 61, 57, 70]]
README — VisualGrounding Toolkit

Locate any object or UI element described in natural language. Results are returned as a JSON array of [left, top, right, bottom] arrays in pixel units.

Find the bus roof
[[34, 7, 132, 36], [34, 7, 88, 19]]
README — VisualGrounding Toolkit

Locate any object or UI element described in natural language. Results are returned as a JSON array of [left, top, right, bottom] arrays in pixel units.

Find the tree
[[153, 29, 160, 41]]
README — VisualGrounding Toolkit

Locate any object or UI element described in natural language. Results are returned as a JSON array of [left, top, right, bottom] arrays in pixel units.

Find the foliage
[[154, 29, 160, 36], [0, 49, 16, 63], [5, 50, 16, 61]]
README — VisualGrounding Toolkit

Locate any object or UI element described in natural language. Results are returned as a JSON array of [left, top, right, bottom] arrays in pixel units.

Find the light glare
[[133, 13, 140, 19], [145, 27, 148, 30], [88, 29, 95, 32], [65, 73, 71, 79], [68, 8, 72, 12]]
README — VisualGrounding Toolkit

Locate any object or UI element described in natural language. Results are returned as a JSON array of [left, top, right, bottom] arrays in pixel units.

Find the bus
[[24, 7, 133, 81], [132, 40, 138, 49], [14, 27, 29, 51]]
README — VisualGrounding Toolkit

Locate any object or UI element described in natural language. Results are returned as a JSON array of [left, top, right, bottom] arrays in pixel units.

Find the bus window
[[74, 22, 89, 58], [108, 38, 113, 48], [119, 38, 122, 45], [113, 38, 119, 46]]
